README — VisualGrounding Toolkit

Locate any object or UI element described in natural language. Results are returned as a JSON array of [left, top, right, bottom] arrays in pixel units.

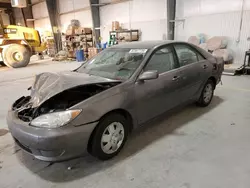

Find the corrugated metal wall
[[175, 0, 250, 64], [31, 0, 51, 33], [58, 0, 92, 32], [1, 11, 10, 25], [31, 0, 93, 34], [13, 8, 25, 26], [100, 0, 168, 42]]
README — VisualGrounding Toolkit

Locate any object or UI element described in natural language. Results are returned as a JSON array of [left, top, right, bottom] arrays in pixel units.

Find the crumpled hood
[[30, 71, 118, 107]]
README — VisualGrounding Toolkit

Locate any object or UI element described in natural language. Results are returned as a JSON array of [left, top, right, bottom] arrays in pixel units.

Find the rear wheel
[[196, 79, 215, 107], [2, 44, 31, 68], [90, 113, 129, 160]]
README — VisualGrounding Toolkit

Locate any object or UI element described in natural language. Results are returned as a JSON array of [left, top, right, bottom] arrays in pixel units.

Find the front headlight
[[31, 110, 81, 128]]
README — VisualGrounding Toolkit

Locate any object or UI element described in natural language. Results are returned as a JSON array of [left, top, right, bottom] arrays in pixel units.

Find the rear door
[[173, 43, 211, 101]]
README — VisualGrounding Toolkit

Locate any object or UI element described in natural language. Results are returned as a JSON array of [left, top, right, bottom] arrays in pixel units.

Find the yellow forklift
[[0, 17, 46, 68]]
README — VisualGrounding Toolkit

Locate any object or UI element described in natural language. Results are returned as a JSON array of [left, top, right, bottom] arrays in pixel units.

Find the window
[[77, 48, 147, 80], [144, 46, 177, 74], [174, 44, 202, 66], [198, 53, 205, 61]]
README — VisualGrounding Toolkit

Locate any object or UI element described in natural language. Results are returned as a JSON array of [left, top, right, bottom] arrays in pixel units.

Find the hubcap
[[101, 122, 125, 154], [13, 52, 23, 61], [203, 83, 213, 103]]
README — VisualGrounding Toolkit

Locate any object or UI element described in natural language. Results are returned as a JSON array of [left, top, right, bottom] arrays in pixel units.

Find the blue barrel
[[103, 42, 108, 49], [76, 50, 85, 62]]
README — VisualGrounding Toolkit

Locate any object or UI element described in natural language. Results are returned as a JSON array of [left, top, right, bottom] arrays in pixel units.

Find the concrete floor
[[1, 59, 250, 188]]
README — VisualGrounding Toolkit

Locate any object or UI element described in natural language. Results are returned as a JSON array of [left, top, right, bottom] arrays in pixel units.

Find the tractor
[[0, 24, 46, 68]]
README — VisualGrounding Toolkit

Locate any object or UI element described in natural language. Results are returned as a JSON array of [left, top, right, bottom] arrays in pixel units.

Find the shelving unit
[[109, 29, 139, 46], [62, 31, 94, 58]]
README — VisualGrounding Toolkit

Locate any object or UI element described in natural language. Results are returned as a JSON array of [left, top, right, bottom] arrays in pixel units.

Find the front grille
[[14, 138, 32, 154]]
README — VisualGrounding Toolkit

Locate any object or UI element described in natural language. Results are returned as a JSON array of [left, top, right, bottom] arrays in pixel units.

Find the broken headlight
[[30, 110, 81, 128]]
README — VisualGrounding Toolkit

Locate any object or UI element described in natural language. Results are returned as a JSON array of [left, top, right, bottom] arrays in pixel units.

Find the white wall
[[175, 0, 250, 64], [31, 0, 51, 33], [32, 1, 48, 19], [100, 0, 168, 42], [58, 0, 93, 32], [13, 8, 24, 26], [31, 0, 93, 35], [58, 0, 90, 13], [59, 10, 93, 32], [34, 18, 51, 33], [1, 10, 10, 25]]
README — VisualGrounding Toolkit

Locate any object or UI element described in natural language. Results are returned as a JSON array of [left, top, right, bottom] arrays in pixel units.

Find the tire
[[0, 61, 6, 66], [196, 79, 215, 107], [90, 113, 129, 160], [2, 44, 31, 68]]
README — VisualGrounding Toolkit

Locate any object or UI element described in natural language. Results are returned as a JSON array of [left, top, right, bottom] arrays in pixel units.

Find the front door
[[134, 45, 182, 125]]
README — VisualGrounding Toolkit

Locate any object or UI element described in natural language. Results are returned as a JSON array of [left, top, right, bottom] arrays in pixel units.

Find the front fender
[[69, 87, 136, 126]]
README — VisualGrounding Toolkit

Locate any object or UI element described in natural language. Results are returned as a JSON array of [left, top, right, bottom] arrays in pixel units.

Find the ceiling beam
[[89, 0, 100, 44], [167, 0, 176, 40], [46, 0, 62, 53]]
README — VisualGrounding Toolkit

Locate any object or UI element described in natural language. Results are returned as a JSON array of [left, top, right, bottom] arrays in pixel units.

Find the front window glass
[[144, 46, 177, 74], [77, 48, 147, 80]]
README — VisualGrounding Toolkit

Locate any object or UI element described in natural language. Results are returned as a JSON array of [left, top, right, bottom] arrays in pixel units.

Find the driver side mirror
[[138, 70, 159, 81]]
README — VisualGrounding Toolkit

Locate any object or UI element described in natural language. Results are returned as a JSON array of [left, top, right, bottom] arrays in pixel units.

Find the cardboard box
[[112, 21, 120, 31], [66, 29, 73, 36], [75, 28, 82, 35], [124, 34, 138, 41], [88, 48, 98, 54], [83, 28, 92, 34], [68, 51, 75, 58], [75, 27, 92, 35], [66, 26, 77, 35], [88, 47, 99, 58], [132, 34, 138, 41]]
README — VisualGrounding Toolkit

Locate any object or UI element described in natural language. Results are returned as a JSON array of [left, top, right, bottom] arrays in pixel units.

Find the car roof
[[109, 40, 177, 49]]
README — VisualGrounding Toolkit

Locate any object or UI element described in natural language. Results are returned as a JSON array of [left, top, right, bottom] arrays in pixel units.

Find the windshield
[[77, 48, 148, 80]]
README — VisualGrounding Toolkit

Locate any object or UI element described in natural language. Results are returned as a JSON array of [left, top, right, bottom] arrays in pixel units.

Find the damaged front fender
[[30, 71, 121, 108], [13, 71, 121, 122]]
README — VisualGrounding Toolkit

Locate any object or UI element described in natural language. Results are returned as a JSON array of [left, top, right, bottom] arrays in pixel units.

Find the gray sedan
[[7, 41, 224, 161]]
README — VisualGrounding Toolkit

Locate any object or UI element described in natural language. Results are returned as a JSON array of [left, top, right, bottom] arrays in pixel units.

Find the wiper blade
[[117, 67, 133, 71]]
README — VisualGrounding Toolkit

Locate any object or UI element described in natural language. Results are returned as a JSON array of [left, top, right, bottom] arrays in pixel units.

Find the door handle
[[203, 64, 208, 69], [172, 76, 180, 81]]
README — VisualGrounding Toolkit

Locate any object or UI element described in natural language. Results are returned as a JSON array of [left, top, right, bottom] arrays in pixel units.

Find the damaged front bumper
[[7, 110, 98, 162]]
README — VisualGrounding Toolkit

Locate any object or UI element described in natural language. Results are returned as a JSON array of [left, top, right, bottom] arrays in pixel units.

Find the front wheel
[[90, 114, 129, 160], [2, 44, 31, 68], [196, 80, 215, 107]]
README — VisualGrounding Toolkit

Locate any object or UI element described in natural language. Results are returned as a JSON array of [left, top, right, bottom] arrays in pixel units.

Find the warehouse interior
[[1, 0, 250, 188]]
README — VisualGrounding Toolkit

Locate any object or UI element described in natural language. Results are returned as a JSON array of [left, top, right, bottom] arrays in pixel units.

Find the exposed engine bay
[[13, 82, 120, 122]]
